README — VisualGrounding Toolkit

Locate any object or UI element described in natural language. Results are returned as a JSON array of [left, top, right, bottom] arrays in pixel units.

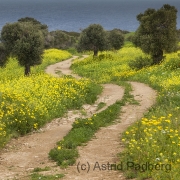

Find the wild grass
[[96, 102, 106, 111], [31, 173, 64, 180]]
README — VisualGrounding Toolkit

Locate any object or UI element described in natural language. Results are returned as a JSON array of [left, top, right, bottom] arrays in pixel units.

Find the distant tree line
[[75, 4, 179, 61], [0, 17, 126, 75], [0, 17, 81, 75]]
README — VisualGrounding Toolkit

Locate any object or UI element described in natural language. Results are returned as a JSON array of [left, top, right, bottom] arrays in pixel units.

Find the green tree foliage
[[77, 24, 108, 56], [108, 29, 124, 50], [17, 17, 80, 50], [49, 30, 76, 49], [0, 43, 8, 67], [1, 22, 44, 76], [18, 17, 50, 48], [18, 17, 48, 31], [63, 31, 80, 37], [177, 29, 180, 41], [133, 4, 178, 64]]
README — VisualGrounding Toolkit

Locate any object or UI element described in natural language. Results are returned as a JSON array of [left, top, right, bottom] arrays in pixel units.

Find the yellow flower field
[[0, 49, 101, 146]]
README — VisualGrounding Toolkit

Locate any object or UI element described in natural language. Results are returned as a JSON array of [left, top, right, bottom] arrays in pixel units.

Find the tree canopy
[[77, 24, 108, 56], [18, 17, 48, 32], [49, 30, 76, 49], [77, 24, 125, 56], [1, 21, 44, 76], [0, 43, 8, 67], [133, 4, 178, 64], [18, 17, 51, 48], [108, 29, 124, 50]]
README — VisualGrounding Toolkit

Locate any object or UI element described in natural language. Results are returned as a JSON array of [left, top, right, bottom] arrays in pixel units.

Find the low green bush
[[129, 56, 153, 70], [163, 55, 180, 70]]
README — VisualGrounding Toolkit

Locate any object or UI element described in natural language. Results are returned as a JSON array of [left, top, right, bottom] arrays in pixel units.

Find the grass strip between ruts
[[48, 81, 136, 168]]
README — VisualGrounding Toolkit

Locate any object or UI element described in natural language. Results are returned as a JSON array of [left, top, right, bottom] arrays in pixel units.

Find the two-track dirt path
[[61, 82, 157, 180], [0, 55, 157, 180]]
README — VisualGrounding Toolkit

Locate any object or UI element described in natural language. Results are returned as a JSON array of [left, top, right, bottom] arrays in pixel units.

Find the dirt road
[[0, 56, 156, 180]]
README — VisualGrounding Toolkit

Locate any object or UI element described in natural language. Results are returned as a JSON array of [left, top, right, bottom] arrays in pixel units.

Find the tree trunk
[[93, 46, 98, 57], [24, 64, 31, 76], [152, 49, 163, 64]]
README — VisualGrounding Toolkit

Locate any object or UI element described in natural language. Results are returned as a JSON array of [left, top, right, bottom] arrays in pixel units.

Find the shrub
[[97, 54, 113, 61], [128, 56, 153, 70], [163, 55, 180, 70]]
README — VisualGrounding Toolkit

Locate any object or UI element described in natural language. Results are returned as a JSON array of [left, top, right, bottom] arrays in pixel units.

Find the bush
[[67, 47, 78, 55], [97, 54, 113, 61], [163, 55, 180, 70], [128, 56, 153, 70]]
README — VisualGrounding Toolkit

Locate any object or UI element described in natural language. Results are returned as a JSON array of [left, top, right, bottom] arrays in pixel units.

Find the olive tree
[[1, 22, 44, 76], [77, 24, 108, 56], [49, 30, 76, 49], [18, 17, 50, 48], [133, 4, 178, 64], [108, 29, 124, 50]]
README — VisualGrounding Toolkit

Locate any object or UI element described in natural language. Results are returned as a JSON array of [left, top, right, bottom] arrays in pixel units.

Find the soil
[[0, 55, 157, 180]]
